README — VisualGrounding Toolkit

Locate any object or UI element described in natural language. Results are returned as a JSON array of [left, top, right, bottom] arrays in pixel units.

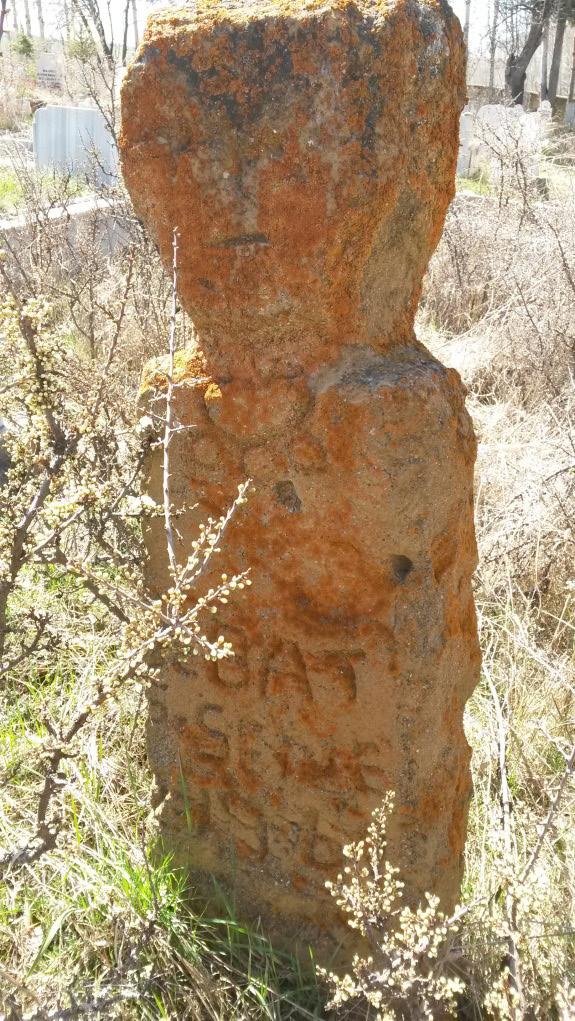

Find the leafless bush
[[0, 201, 255, 1014], [0, 51, 36, 131], [420, 141, 575, 1020], [1, 157, 193, 369], [422, 184, 575, 612], [424, 193, 575, 404], [320, 795, 468, 1021], [422, 158, 575, 602]]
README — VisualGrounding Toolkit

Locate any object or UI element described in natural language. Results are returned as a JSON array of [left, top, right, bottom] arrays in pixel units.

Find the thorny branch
[[487, 676, 525, 1018], [0, 222, 251, 892], [163, 229, 179, 580]]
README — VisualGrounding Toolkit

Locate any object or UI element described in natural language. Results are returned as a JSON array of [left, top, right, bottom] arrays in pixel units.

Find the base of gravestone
[[140, 339, 479, 965]]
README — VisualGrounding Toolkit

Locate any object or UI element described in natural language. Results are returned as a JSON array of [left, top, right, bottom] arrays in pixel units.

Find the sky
[[7, 0, 493, 52], [451, 1, 491, 50], [8, 1, 154, 42]]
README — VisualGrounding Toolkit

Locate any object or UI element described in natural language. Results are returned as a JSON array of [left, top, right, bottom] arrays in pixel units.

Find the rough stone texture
[[120, 0, 480, 953]]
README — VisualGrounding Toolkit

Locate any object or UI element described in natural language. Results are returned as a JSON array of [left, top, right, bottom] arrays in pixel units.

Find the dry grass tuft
[[421, 176, 575, 1018]]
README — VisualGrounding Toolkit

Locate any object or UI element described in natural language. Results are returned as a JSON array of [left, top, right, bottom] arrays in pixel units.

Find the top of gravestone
[[121, 0, 464, 377], [147, 0, 457, 30]]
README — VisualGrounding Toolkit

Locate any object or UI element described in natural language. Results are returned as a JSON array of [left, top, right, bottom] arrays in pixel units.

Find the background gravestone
[[36, 47, 64, 91], [120, 0, 480, 954]]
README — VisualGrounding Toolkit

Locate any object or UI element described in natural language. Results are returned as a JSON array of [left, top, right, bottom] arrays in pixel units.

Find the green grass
[[0, 168, 23, 214], [456, 174, 491, 196], [0, 576, 327, 1018], [4, 555, 573, 1018], [0, 685, 326, 1018], [0, 167, 89, 217]]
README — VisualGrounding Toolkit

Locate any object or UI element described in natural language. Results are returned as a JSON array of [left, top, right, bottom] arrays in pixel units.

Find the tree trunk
[[62, 0, 71, 40], [505, 0, 554, 106], [0, 0, 9, 47], [464, 0, 471, 50], [548, 3, 568, 111], [131, 0, 138, 49], [489, 0, 500, 100], [541, 17, 549, 99], [35, 0, 44, 38], [71, 0, 114, 65], [23, 0, 31, 35], [121, 0, 129, 64]]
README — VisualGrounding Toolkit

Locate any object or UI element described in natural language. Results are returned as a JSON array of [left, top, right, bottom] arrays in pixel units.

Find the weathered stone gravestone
[[120, 0, 480, 953], [36, 48, 64, 91], [34, 106, 118, 186]]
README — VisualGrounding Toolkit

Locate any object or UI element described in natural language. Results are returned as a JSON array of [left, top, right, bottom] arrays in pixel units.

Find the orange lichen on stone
[[140, 347, 209, 395], [121, 0, 466, 381], [120, 0, 479, 960]]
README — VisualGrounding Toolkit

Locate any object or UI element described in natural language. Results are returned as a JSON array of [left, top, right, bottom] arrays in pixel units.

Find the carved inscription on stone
[[175, 627, 380, 883]]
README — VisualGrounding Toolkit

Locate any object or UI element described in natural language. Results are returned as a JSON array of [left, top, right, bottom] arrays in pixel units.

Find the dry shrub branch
[[0, 198, 256, 1016], [421, 146, 575, 1020]]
